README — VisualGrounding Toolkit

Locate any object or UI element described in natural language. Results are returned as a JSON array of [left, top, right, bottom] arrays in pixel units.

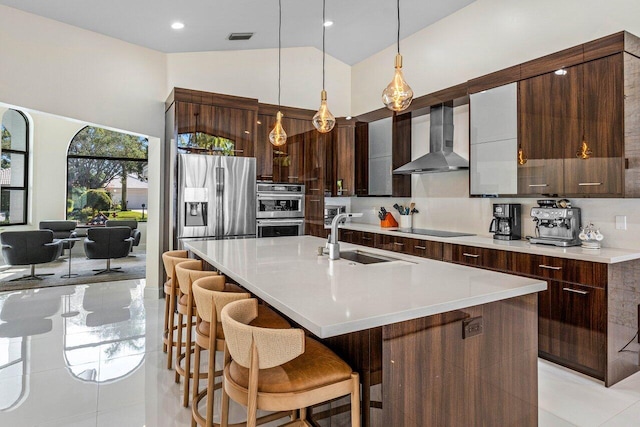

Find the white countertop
[[341, 223, 640, 264], [185, 236, 546, 338]]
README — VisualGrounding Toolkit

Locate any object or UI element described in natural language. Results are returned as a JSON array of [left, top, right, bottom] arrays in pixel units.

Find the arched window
[[0, 109, 29, 226], [66, 126, 148, 224]]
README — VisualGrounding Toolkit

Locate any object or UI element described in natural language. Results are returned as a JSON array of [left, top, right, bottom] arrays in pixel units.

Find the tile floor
[[0, 279, 639, 426]]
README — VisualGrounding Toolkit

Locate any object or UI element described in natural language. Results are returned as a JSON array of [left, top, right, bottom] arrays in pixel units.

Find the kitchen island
[[185, 236, 546, 426]]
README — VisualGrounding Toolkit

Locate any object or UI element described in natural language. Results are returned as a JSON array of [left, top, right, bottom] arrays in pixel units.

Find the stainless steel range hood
[[393, 104, 469, 174]]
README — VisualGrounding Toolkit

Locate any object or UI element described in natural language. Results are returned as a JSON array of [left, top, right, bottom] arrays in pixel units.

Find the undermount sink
[[339, 250, 399, 265]]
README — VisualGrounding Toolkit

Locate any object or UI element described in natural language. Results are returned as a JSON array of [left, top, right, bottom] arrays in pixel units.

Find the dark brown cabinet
[[443, 244, 509, 271], [175, 101, 257, 157], [564, 54, 624, 196], [255, 110, 311, 183], [518, 54, 629, 197], [332, 124, 355, 197], [549, 281, 607, 378]]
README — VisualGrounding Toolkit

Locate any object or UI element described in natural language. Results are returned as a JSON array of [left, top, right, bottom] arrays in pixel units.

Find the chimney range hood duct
[[393, 104, 469, 174]]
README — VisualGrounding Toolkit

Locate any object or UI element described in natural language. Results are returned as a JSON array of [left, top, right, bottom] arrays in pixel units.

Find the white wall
[[352, 0, 640, 116], [0, 5, 166, 139], [167, 47, 351, 116]]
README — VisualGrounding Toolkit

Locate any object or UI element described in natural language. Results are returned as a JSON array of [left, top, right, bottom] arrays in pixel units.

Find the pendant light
[[312, 0, 336, 133], [269, 0, 287, 146], [381, 0, 413, 112]]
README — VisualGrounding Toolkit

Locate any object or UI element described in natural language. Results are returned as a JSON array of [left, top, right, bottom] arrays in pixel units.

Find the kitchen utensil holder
[[380, 212, 398, 228], [399, 215, 412, 230]]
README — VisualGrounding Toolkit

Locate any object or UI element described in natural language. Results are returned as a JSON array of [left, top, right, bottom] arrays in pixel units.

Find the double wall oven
[[256, 183, 305, 237]]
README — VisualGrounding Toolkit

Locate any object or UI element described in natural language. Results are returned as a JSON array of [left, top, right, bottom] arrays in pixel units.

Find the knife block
[[380, 212, 398, 228]]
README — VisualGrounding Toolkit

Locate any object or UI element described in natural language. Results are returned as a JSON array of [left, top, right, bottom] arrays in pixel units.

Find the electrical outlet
[[462, 316, 483, 339], [616, 215, 627, 230]]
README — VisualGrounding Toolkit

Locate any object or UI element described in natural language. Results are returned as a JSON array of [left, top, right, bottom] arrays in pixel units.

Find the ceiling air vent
[[228, 33, 254, 41]]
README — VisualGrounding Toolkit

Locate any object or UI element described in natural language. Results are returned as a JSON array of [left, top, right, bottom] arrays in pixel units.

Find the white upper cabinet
[[470, 83, 518, 195], [470, 83, 517, 145], [368, 117, 393, 195]]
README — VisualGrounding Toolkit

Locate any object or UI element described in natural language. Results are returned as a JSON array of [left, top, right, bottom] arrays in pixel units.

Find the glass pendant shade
[[382, 54, 413, 112], [269, 111, 287, 147], [313, 90, 336, 133]]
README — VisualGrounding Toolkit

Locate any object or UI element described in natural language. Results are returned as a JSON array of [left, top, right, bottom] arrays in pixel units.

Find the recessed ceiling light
[[323, 20, 334, 27], [171, 22, 185, 30], [346, 116, 352, 120], [555, 68, 567, 75]]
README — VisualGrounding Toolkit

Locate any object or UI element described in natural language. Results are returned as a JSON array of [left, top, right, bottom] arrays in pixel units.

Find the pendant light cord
[[397, 0, 400, 54], [278, 0, 282, 108], [322, 0, 326, 90]]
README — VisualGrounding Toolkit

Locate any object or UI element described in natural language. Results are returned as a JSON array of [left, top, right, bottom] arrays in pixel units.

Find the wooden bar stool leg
[[192, 339, 201, 427], [167, 290, 177, 369], [163, 292, 170, 353], [175, 308, 184, 383], [221, 346, 231, 427], [183, 293, 194, 407], [351, 373, 361, 427]]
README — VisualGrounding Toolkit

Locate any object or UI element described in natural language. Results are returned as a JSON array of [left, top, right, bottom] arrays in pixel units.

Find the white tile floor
[[0, 279, 639, 426]]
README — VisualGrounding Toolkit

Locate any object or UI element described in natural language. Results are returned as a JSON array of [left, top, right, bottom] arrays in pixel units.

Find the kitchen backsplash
[[349, 195, 640, 251]]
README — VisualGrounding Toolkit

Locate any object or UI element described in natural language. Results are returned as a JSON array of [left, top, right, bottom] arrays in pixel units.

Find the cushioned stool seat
[[228, 337, 353, 394]]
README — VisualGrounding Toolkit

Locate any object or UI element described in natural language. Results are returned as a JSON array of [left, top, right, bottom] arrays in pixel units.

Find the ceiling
[[0, 0, 475, 65]]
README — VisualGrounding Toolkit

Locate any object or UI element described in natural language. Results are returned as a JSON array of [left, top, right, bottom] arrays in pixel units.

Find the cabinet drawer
[[406, 238, 443, 260], [510, 253, 607, 288], [339, 229, 360, 244], [377, 234, 410, 253], [443, 244, 508, 271], [360, 232, 377, 248]]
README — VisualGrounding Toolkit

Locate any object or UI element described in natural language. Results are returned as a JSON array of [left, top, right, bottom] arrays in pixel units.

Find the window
[[0, 109, 29, 226], [67, 126, 148, 224]]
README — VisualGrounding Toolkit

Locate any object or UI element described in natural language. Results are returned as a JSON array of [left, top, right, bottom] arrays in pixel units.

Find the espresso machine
[[489, 204, 522, 240], [529, 203, 581, 247]]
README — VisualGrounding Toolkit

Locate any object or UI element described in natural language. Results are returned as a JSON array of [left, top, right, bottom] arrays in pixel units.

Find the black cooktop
[[392, 228, 476, 238]]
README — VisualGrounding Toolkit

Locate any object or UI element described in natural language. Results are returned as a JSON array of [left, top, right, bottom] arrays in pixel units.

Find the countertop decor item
[[380, 212, 398, 228], [579, 222, 604, 249]]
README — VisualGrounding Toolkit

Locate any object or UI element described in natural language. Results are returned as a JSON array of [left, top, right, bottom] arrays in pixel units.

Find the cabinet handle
[[414, 245, 426, 250], [393, 242, 405, 246], [578, 182, 602, 186], [288, 176, 299, 179], [261, 175, 273, 178], [538, 264, 562, 271], [232, 149, 244, 153], [528, 184, 548, 187], [463, 253, 479, 258], [343, 231, 353, 235], [362, 237, 373, 241], [562, 287, 589, 295]]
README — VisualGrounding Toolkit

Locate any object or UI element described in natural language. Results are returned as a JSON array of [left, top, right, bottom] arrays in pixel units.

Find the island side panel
[[382, 293, 538, 427], [607, 259, 640, 386]]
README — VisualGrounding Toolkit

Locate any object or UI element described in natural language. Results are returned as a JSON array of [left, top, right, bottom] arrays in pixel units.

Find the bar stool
[[191, 277, 291, 427], [175, 259, 221, 407], [220, 299, 361, 427], [161, 249, 189, 369]]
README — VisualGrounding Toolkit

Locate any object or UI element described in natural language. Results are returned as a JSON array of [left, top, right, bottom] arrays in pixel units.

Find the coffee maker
[[489, 204, 522, 240], [529, 202, 581, 247]]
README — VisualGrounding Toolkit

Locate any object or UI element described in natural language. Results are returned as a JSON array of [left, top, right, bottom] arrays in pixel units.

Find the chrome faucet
[[327, 212, 363, 260]]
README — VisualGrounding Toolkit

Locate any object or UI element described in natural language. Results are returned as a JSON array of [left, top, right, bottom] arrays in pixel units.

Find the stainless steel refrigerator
[[177, 154, 256, 239]]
